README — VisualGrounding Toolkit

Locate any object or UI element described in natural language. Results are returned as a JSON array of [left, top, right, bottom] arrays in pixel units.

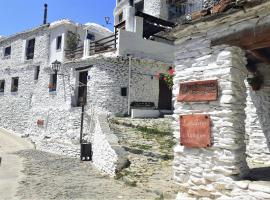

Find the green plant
[[66, 31, 80, 51]]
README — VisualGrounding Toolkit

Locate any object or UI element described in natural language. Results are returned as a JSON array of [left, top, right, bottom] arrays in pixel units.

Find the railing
[[65, 46, 84, 60], [89, 32, 118, 55]]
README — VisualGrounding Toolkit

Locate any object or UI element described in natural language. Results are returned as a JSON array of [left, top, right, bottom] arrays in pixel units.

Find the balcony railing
[[89, 32, 118, 55], [65, 46, 84, 60]]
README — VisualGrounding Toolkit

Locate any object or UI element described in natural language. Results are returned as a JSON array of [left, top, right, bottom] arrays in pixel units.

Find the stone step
[[122, 146, 173, 160], [164, 115, 174, 120]]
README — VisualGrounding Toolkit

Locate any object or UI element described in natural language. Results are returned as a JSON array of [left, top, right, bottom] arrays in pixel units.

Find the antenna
[[104, 17, 111, 25]]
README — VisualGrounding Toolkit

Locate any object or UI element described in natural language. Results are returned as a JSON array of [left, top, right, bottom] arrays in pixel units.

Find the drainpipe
[[127, 55, 132, 116]]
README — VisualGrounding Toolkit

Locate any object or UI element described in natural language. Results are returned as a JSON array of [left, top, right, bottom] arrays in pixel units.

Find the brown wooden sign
[[177, 80, 218, 102], [180, 115, 211, 148]]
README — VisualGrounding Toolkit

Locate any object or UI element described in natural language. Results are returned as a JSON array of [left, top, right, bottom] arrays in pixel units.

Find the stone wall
[[87, 111, 129, 176], [171, 5, 270, 198], [0, 26, 50, 134], [65, 57, 169, 115], [0, 52, 169, 160], [173, 39, 250, 198]]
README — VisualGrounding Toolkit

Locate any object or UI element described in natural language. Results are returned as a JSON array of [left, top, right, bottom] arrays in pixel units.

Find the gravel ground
[[15, 150, 159, 200]]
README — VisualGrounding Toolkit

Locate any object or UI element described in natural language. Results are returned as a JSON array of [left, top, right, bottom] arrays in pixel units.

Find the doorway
[[158, 79, 172, 110], [77, 71, 88, 106]]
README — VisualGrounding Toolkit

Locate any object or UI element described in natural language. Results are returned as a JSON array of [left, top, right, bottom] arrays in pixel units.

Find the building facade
[[0, 7, 174, 175]]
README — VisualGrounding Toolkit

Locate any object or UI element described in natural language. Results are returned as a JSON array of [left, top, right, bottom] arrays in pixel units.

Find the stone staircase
[[109, 117, 178, 199]]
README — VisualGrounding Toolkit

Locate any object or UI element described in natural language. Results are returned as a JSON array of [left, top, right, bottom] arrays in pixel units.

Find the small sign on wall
[[177, 80, 218, 102], [37, 119, 44, 127], [180, 115, 211, 148]]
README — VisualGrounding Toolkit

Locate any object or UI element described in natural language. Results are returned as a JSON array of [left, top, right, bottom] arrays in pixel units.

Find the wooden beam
[[211, 18, 270, 50], [248, 49, 270, 65]]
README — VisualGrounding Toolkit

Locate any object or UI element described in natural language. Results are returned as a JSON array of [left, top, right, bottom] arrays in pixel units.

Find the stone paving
[[15, 150, 159, 200], [109, 117, 178, 200]]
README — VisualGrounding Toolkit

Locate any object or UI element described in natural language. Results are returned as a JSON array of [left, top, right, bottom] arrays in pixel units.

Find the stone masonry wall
[[173, 40, 251, 198], [0, 26, 50, 134], [172, 6, 270, 198], [65, 57, 169, 115]]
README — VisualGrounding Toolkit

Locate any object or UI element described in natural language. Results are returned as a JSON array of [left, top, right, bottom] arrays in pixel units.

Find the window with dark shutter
[[26, 38, 35, 60], [56, 36, 62, 50], [121, 87, 127, 96], [119, 12, 123, 23], [4, 46, 11, 57], [49, 74, 57, 92], [34, 66, 40, 80], [0, 80, 5, 93], [11, 77, 19, 92]]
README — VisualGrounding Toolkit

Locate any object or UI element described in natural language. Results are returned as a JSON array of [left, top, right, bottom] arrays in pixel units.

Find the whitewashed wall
[[118, 27, 175, 63]]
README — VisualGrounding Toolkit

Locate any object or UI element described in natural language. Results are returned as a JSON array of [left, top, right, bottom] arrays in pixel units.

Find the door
[[77, 71, 88, 106], [158, 79, 172, 110]]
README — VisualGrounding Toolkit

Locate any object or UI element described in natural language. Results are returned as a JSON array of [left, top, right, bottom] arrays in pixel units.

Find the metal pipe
[[127, 56, 132, 116], [80, 104, 85, 144], [43, 4, 48, 25]]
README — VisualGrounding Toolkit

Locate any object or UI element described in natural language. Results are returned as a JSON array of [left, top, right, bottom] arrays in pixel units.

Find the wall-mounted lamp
[[51, 60, 62, 74]]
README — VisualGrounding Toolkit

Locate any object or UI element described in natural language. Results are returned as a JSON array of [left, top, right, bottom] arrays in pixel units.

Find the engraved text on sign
[[180, 115, 211, 148], [178, 80, 218, 102]]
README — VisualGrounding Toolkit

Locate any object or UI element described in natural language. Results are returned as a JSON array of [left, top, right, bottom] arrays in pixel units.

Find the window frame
[[121, 87, 127, 97], [34, 66, 40, 80], [0, 80, 5, 93], [56, 35, 62, 50], [118, 12, 123, 23], [26, 38, 35, 60], [11, 77, 19, 93], [4, 46, 11, 58], [49, 73, 57, 92]]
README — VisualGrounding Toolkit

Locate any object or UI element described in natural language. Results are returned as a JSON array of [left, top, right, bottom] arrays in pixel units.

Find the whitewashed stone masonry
[[173, 38, 250, 198]]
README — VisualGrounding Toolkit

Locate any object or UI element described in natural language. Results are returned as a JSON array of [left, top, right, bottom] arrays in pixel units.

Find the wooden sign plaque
[[180, 115, 211, 148], [177, 80, 218, 102]]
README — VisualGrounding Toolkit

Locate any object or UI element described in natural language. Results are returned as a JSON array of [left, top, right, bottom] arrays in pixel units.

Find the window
[[56, 35, 62, 50], [26, 38, 35, 60], [118, 12, 123, 23], [135, 1, 144, 12], [11, 77, 19, 92], [0, 80, 5, 93], [4, 46, 11, 57], [34, 66, 40, 80], [121, 87, 127, 96], [86, 32, 95, 41], [129, 0, 134, 6], [49, 74, 57, 92]]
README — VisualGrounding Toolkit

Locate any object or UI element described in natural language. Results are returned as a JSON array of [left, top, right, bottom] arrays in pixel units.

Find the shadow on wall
[[249, 86, 270, 151]]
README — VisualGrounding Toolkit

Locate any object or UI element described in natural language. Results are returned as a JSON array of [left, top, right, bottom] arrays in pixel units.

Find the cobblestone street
[[15, 150, 160, 200]]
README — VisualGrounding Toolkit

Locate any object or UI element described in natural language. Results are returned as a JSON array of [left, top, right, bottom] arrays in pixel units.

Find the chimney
[[43, 4, 48, 24]]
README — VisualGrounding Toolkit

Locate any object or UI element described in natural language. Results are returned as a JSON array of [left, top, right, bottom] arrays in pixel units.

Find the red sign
[[177, 80, 218, 102], [180, 115, 211, 148], [37, 120, 44, 126]]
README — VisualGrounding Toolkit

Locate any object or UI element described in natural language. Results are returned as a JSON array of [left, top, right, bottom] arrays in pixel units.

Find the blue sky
[[0, 0, 115, 36]]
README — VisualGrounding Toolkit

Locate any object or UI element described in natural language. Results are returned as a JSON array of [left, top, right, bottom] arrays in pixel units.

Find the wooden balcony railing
[[89, 32, 118, 55], [65, 46, 84, 60]]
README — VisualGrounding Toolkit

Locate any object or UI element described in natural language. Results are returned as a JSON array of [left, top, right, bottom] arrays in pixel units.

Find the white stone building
[[0, 0, 177, 176]]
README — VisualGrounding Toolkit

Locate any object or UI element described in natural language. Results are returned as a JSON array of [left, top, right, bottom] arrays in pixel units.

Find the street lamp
[[51, 60, 61, 74]]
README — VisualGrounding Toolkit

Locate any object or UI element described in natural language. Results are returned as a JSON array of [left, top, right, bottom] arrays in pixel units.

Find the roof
[[84, 23, 113, 34], [49, 19, 80, 28], [0, 24, 49, 44], [161, 0, 270, 41]]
